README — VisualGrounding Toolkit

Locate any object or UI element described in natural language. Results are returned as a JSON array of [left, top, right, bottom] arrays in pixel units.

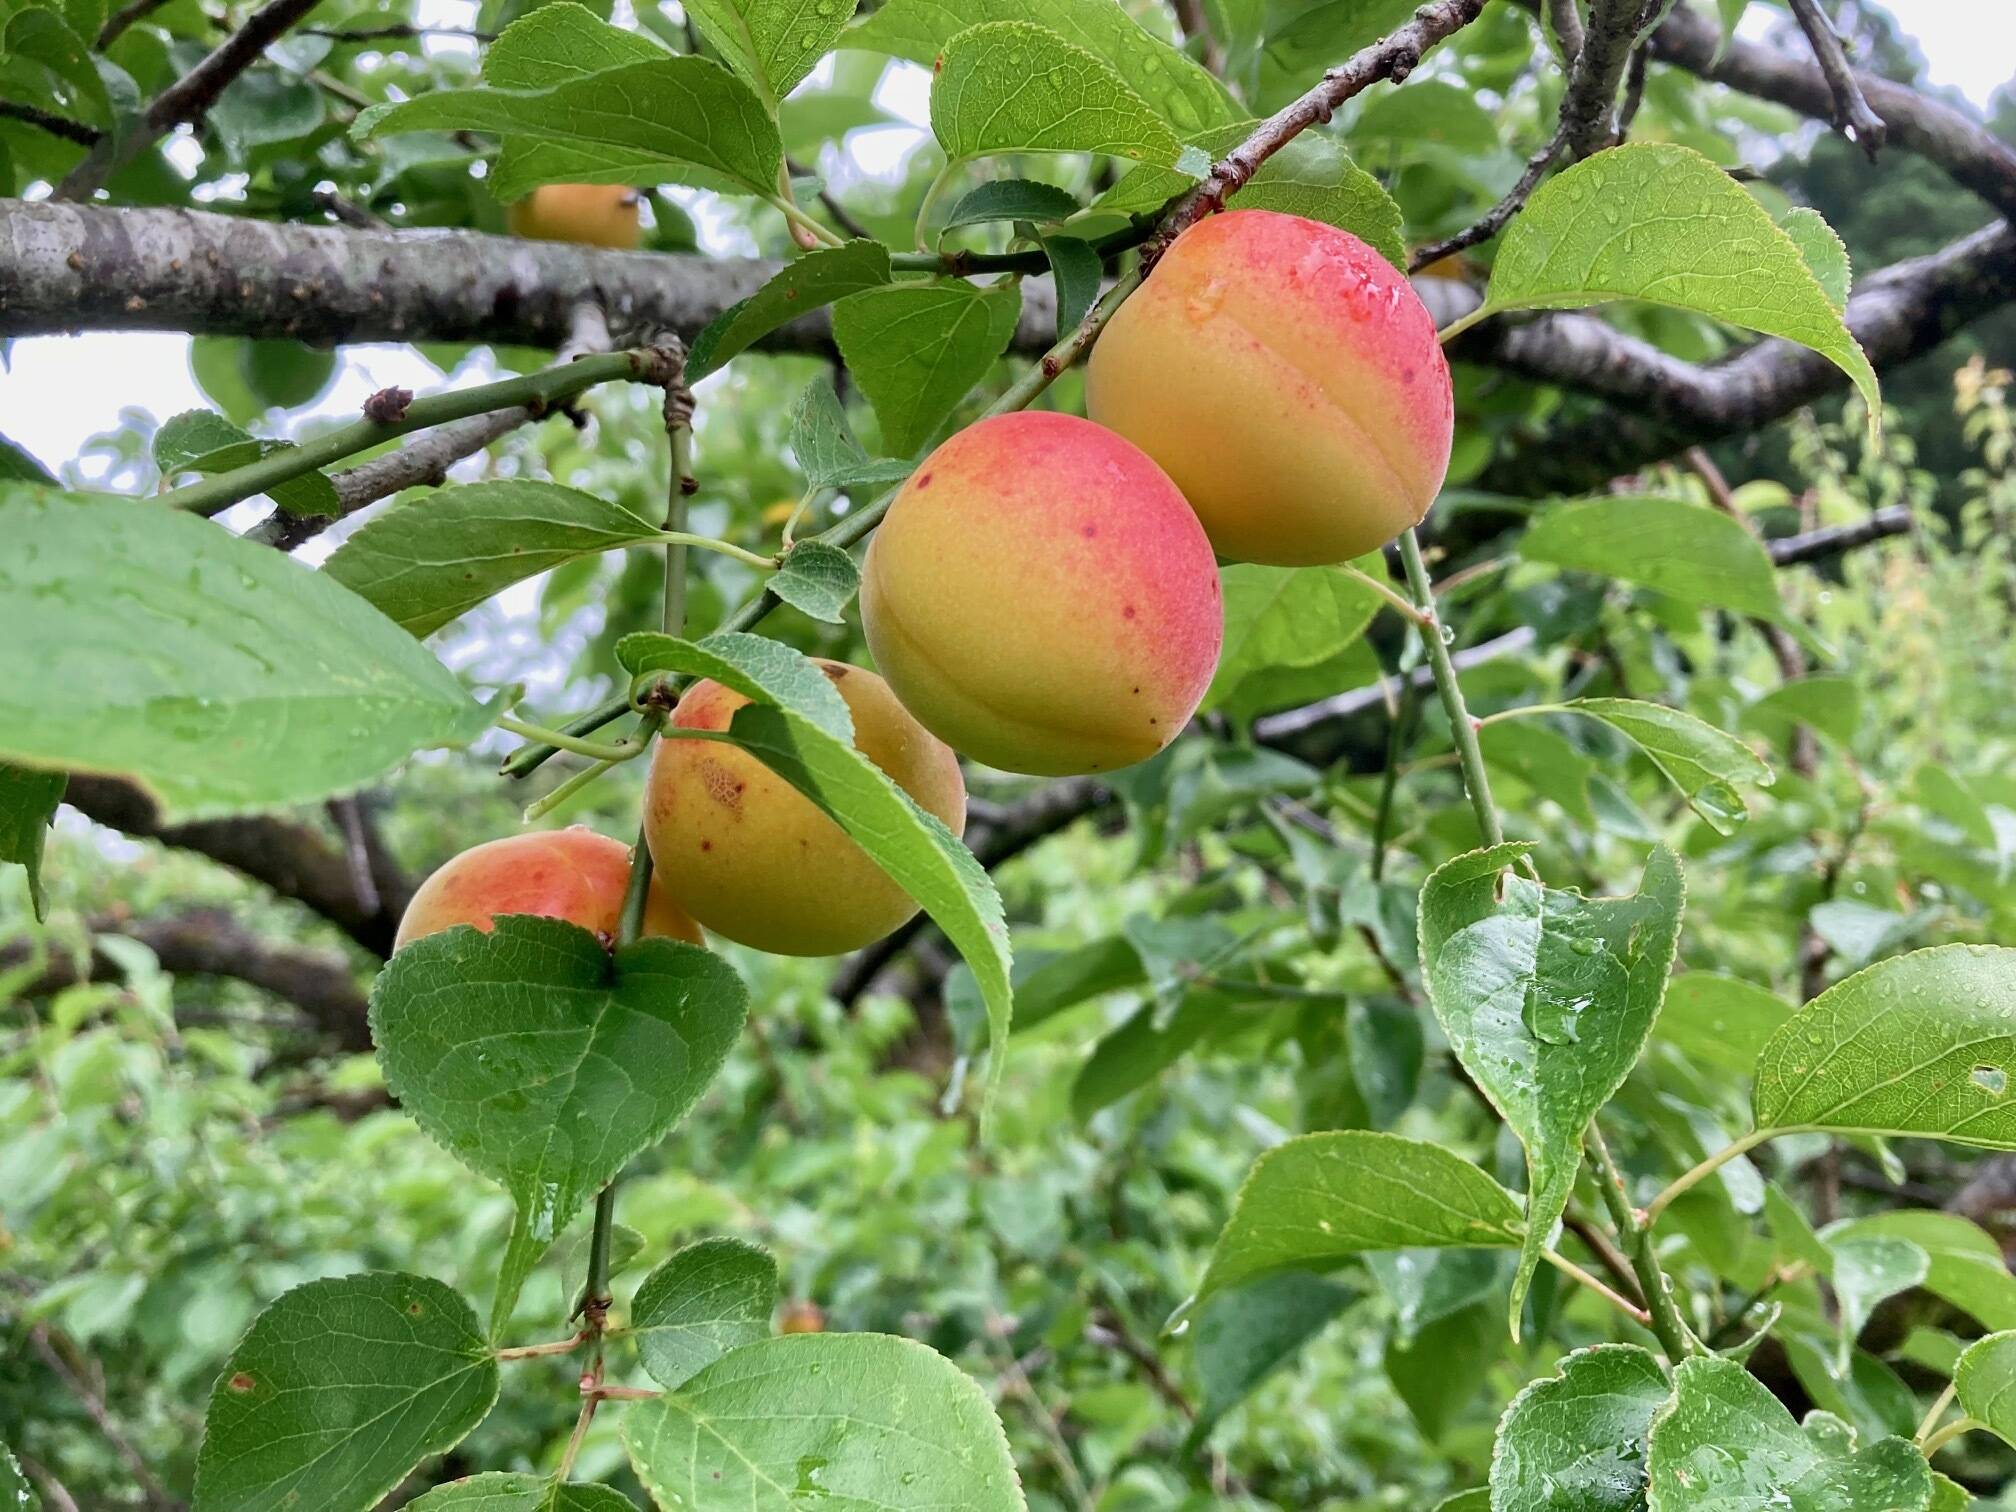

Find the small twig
[[1616, 43, 1651, 135], [325, 797, 380, 916], [1541, 1248, 1653, 1325], [1787, 0, 1886, 159], [1586, 1122, 1701, 1361], [785, 155, 874, 241], [1558, 0, 1651, 159], [1148, 0, 1491, 259], [305, 22, 498, 41], [61, 0, 326, 197], [1409, 124, 1568, 271], [311, 189, 385, 230], [1089, 1305, 1195, 1419], [0, 99, 102, 146], [1170, 0, 1225, 76], [96, 0, 172, 47]]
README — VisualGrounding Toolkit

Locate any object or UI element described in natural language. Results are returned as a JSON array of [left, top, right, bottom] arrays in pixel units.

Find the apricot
[[505, 184, 641, 250], [643, 661, 966, 957], [860, 411, 1222, 777], [393, 827, 701, 951], [776, 1300, 825, 1334], [1086, 209, 1453, 567]]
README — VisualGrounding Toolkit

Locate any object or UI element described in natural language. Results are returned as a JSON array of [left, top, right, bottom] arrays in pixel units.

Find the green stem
[[770, 192, 846, 249], [653, 531, 775, 569], [1397, 527, 1506, 849], [1921, 1415, 1980, 1459], [1339, 560, 1430, 626], [1541, 1248, 1651, 1326], [1586, 1121, 1700, 1362], [1644, 1127, 1781, 1226], [912, 156, 964, 251], [160, 349, 669, 517], [1436, 304, 1490, 346], [494, 713, 644, 763], [1915, 1381, 1960, 1447]]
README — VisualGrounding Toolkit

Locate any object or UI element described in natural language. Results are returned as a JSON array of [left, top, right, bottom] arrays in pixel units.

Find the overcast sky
[[3, 0, 2010, 479]]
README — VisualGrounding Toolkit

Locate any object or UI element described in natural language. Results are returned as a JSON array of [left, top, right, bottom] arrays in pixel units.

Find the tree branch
[[1559, 0, 1651, 158], [61, 0, 325, 198], [0, 197, 1055, 352], [6, 910, 372, 1051], [59, 775, 404, 956], [0, 99, 101, 146], [1649, 0, 2016, 219], [1786, 0, 1885, 158], [1409, 123, 1567, 270], [1148, 0, 1490, 257]]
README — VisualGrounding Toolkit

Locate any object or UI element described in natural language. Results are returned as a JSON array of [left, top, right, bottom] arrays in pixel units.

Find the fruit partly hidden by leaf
[[644, 660, 967, 955], [862, 410, 1223, 776], [394, 826, 702, 951], [505, 184, 642, 249], [1088, 209, 1453, 566]]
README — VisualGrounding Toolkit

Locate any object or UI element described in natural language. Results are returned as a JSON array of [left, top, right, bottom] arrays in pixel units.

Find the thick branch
[[0, 197, 1054, 351], [61, 0, 324, 199], [1786, 0, 1885, 158], [1465, 219, 2016, 492], [8, 910, 372, 1051], [1559, 0, 1649, 158], [60, 775, 403, 956], [1650, 1, 2016, 220]]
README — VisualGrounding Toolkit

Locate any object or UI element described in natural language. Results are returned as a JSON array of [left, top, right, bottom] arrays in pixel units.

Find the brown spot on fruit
[[821, 664, 850, 681], [917, 472, 933, 489], [699, 761, 743, 811], [1122, 605, 1137, 619]]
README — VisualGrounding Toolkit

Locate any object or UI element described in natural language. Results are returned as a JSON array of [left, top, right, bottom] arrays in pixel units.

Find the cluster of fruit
[[400, 208, 1454, 961]]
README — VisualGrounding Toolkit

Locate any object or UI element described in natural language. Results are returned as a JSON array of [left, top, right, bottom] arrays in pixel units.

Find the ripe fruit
[[394, 827, 701, 951], [505, 184, 642, 250], [1086, 208, 1453, 567], [777, 1300, 826, 1334], [643, 662, 966, 957], [861, 411, 1222, 777]]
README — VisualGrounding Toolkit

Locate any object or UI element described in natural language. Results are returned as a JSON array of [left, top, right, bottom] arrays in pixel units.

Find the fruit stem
[[157, 348, 673, 517]]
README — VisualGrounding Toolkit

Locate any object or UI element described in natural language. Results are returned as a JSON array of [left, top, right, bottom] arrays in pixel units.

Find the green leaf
[[1931, 1473, 1973, 1512], [1205, 559, 1384, 710], [1644, 1356, 1930, 1511], [369, 920, 749, 1332], [1753, 944, 2016, 1148], [689, 241, 893, 381], [1781, 206, 1851, 312], [1187, 1273, 1351, 1443], [619, 630, 852, 740], [0, 488, 490, 821], [831, 279, 1022, 455], [1746, 676, 1863, 748], [1480, 145, 1880, 429], [1825, 1235, 1928, 1368], [407, 1474, 635, 1511], [0, 1444, 38, 1512], [1520, 496, 1784, 621], [1098, 127, 1404, 267], [943, 177, 1081, 229], [847, 0, 1235, 135], [0, 433, 53, 483], [932, 21, 1181, 166], [1040, 231, 1103, 334], [482, 2, 662, 87], [1826, 1211, 2016, 1331], [324, 481, 665, 638], [1656, 973, 1794, 1079], [632, 1237, 778, 1390], [1491, 1344, 1669, 1512], [683, 0, 859, 106], [1351, 78, 1501, 155], [786, 377, 914, 492], [1552, 698, 1774, 836], [1194, 1131, 1522, 1307], [152, 409, 339, 517], [358, 57, 784, 201], [6, 7, 110, 127], [767, 541, 860, 624], [1957, 1332, 2016, 1447], [193, 1273, 499, 1512], [1387, 1299, 1502, 1443], [623, 1335, 1023, 1510], [1418, 843, 1685, 1333], [1071, 986, 1226, 1121], [0, 764, 65, 920], [615, 634, 1013, 1118]]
